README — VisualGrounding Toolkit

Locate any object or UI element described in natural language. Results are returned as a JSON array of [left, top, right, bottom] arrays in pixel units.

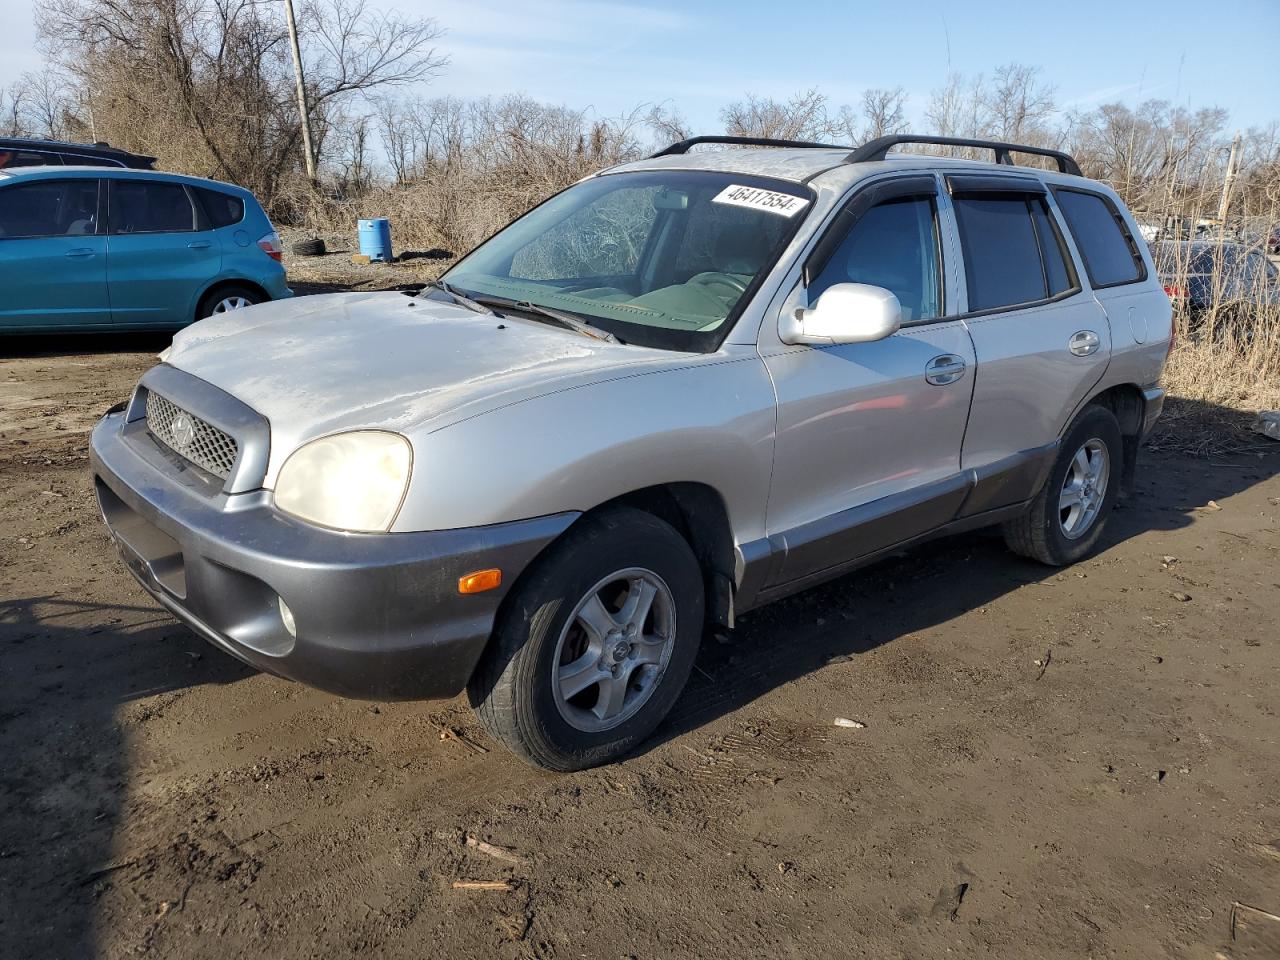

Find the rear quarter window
[[195, 187, 245, 228], [1054, 189, 1144, 287]]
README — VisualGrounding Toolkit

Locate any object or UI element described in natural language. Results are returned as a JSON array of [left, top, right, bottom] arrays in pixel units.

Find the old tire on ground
[[196, 285, 261, 321], [292, 237, 326, 257], [1003, 404, 1124, 566], [467, 507, 704, 771]]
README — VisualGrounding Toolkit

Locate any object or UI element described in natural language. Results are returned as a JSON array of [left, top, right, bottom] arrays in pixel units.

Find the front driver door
[[761, 174, 976, 587], [0, 178, 109, 331]]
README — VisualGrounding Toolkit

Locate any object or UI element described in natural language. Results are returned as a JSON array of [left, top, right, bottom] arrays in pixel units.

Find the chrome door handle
[[925, 354, 967, 385], [187, 240, 213, 249], [64, 248, 95, 258], [1069, 330, 1100, 356]]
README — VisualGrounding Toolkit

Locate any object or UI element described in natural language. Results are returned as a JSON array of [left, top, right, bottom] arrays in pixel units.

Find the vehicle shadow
[[0, 331, 176, 358], [0, 595, 252, 959], [649, 403, 1280, 752]]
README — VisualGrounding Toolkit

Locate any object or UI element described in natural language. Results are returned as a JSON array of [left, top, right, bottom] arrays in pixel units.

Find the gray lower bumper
[[90, 412, 576, 700]]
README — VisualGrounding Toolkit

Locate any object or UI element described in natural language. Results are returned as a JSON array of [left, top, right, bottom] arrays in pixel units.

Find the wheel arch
[[1083, 383, 1146, 493], [510, 482, 738, 633], [193, 278, 270, 322]]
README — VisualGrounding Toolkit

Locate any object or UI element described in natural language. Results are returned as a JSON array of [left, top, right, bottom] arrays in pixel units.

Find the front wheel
[[1003, 405, 1123, 566], [467, 507, 704, 771]]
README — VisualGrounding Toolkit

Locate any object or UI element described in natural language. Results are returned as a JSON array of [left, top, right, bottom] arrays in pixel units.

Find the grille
[[145, 391, 239, 480]]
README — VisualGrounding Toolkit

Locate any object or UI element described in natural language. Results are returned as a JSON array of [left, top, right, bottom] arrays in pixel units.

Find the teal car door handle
[[187, 240, 213, 250], [65, 247, 96, 258]]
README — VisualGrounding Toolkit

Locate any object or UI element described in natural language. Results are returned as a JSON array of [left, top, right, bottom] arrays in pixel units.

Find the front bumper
[[90, 410, 576, 700]]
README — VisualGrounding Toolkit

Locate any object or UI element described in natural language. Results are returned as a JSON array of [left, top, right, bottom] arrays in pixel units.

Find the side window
[[0, 180, 99, 238], [510, 185, 659, 281], [809, 196, 941, 321], [195, 187, 245, 228], [952, 195, 1050, 311], [109, 180, 196, 234], [0, 150, 62, 168], [1030, 199, 1076, 296], [1053, 189, 1143, 287]]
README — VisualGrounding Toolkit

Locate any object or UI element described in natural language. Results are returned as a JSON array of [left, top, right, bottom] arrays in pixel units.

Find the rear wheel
[[197, 285, 261, 320], [467, 507, 704, 771], [1003, 405, 1123, 566]]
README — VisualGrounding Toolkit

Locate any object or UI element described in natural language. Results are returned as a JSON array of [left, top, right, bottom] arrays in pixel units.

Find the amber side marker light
[[458, 568, 502, 594]]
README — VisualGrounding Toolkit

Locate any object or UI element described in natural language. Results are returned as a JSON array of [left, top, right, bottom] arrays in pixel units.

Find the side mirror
[[780, 282, 902, 346]]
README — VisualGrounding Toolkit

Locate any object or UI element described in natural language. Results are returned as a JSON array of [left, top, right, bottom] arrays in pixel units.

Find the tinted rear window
[[110, 180, 196, 233], [953, 196, 1048, 311], [1054, 189, 1143, 287], [195, 187, 245, 228], [0, 149, 61, 168]]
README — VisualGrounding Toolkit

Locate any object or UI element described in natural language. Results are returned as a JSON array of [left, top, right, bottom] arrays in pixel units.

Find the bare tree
[[720, 89, 836, 141], [982, 63, 1055, 143], [36, 0, 445, 208], [860, 86, 908, 140]]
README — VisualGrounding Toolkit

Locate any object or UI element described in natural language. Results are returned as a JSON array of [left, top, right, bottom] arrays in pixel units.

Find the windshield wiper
[[511, 300, 618, 343], [424, 279, 494, 315]]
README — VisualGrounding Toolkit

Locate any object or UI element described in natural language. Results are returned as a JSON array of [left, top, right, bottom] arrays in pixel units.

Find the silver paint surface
[[155, 152, 1171, 552]]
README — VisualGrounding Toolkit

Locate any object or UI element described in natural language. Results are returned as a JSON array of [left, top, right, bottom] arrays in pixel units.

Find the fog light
[[278, 597, 297, 637]]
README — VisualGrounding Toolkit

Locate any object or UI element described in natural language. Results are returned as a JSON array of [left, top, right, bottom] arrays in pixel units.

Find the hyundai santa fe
[[91, 134, 1172, 770]]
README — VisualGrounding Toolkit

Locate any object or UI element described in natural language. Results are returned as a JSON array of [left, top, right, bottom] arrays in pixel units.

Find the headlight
[[274, 431, 412, 532]]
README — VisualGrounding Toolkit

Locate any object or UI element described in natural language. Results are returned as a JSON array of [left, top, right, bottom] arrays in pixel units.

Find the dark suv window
[[1053, 189, 1143, 287], [195, 187, 245, 228], [0, 149, 61, 168], [109, 180, 196, 233], [809, 197, 942, 321], [953, 194, 1078, 312], [0, 180, 99, 237]]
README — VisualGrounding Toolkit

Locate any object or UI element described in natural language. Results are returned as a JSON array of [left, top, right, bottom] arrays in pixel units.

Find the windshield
[[442, 170, 814, 352]]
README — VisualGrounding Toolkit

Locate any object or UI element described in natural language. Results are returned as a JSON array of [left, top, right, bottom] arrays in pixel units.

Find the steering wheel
[[690, 272, 749, 300]]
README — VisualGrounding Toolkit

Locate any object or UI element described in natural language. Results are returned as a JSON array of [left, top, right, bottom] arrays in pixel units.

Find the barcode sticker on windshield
[[712, 185, 810, 217]]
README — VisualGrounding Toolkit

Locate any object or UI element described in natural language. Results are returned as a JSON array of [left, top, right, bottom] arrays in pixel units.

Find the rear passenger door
[[106, 178, 222, 326], [946, 175, 1111, 515], [0, 178, 110, 330]]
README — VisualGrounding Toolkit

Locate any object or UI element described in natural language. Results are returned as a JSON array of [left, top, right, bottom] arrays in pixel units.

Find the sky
[[3, 0, 1278, 134]]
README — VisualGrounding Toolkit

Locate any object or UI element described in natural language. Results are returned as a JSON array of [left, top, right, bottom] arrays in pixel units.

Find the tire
[[292, 237, 326, 257], [1002, 405, 1124, 566], [467, 507, 704, 771], [197, 285, 261, 320]]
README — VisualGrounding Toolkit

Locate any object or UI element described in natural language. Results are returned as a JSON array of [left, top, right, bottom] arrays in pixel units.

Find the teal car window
[[110, 180, 196, 234], [0, 179, 99, 238], [195, 187, 245, 228]]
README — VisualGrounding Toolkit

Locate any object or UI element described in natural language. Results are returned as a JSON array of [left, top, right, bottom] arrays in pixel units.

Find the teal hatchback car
[[0, 167, 291, 333]]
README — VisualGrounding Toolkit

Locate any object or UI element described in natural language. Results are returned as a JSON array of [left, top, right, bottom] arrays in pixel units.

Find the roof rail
[[649, 135, 850, 158], [846, 135, 1083, 177]]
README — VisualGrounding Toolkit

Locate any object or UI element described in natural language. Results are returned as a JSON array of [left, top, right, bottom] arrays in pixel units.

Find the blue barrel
[[357, 217, 392, 262]]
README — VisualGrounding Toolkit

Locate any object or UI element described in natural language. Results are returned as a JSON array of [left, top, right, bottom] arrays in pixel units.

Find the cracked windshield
[[442, 170, 812, 348]]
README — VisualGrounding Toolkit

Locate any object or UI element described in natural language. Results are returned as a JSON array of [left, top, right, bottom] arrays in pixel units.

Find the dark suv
[[0, 137, 156, 170]]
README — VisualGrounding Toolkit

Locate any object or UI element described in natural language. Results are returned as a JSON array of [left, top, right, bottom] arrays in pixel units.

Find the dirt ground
[[3, 270, 1280, 958]]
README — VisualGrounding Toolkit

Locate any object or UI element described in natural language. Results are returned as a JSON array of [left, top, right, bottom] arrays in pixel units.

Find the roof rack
[[649, 135, 850, 158], [845, 135, 1082, 177]]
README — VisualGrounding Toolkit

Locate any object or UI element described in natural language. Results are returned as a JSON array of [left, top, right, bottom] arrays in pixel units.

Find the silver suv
[[91, 134, 1172, 770]]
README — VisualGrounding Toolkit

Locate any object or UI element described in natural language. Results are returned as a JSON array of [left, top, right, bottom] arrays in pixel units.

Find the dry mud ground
[[2, 316, 1280, 959]]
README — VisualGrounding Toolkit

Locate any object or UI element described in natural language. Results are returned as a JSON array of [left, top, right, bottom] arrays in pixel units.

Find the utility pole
[[1217, 132, 1241, 224], [283, 0, 317, 183]]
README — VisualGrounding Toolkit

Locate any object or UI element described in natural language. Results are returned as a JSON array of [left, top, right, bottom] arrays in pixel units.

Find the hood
[[166, 291, 685, 459]]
